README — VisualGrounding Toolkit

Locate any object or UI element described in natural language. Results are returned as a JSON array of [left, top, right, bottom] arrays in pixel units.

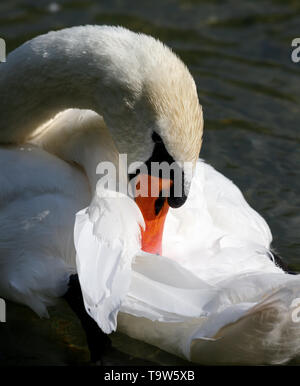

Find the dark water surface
[[0, 0, 299, 365]]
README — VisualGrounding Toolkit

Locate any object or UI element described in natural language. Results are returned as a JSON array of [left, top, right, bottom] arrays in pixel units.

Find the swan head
[[92, 27, 203, 207], [97, 28, 203, 198], [108, 30, 204, 254]]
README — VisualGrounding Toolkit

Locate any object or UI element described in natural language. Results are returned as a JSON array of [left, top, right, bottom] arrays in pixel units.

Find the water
[[0, 0, 299, 365]]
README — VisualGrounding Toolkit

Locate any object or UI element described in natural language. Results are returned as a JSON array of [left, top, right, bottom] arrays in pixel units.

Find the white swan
[[0, 25, 300, 365]]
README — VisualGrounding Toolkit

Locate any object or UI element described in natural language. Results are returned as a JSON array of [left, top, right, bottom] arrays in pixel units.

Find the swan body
[[0, 112, 93, 315], [0, 144, 86, 315], [0, 26, 299, 365], [76, 156, 300, 365]]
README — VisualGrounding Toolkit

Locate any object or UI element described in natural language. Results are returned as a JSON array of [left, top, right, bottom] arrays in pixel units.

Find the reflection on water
[[0, 0, 299, 365]]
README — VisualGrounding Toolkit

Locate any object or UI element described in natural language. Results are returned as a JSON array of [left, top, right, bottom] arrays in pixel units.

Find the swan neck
[[0, 51, 97, 144], [31, 110, 128, 195]]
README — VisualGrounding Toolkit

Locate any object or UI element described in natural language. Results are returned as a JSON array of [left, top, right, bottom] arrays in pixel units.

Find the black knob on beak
[[167, 167, 188, 208], [168, 190, 187, 208]]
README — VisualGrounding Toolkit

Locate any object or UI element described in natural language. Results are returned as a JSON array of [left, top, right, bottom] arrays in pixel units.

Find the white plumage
[[0, 143, 89, 315], [76, 158, 300, 365], [0, 26, 299, 365]]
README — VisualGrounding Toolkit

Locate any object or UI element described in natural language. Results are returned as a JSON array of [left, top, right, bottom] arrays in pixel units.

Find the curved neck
[[31, 109, 128, 194], [0, 26, 148, 163], [0, 41, 98, 144], [0, 25, 202, 196]]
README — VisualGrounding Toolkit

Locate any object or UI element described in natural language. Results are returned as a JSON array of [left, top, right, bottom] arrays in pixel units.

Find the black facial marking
[[147, 132, 174, 167], [129, 131, 188, 209], [128, 132, 173, 181], [152, 131, 164, 144]]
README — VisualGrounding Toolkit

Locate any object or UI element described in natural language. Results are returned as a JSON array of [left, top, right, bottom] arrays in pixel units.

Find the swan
[[0, 25, 300, 366], [0, 25, 202, 361]]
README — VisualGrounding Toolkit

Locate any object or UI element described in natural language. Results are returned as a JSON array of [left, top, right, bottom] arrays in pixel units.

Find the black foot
[[271, 251, 297, 275], [63, 274, 111, 363]]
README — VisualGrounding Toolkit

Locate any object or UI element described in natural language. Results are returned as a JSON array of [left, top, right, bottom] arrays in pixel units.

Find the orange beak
[[134, 174, 171, 255]]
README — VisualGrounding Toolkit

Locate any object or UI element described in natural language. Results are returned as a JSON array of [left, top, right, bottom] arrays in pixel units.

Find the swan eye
[[155, 194, 166, 215]]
